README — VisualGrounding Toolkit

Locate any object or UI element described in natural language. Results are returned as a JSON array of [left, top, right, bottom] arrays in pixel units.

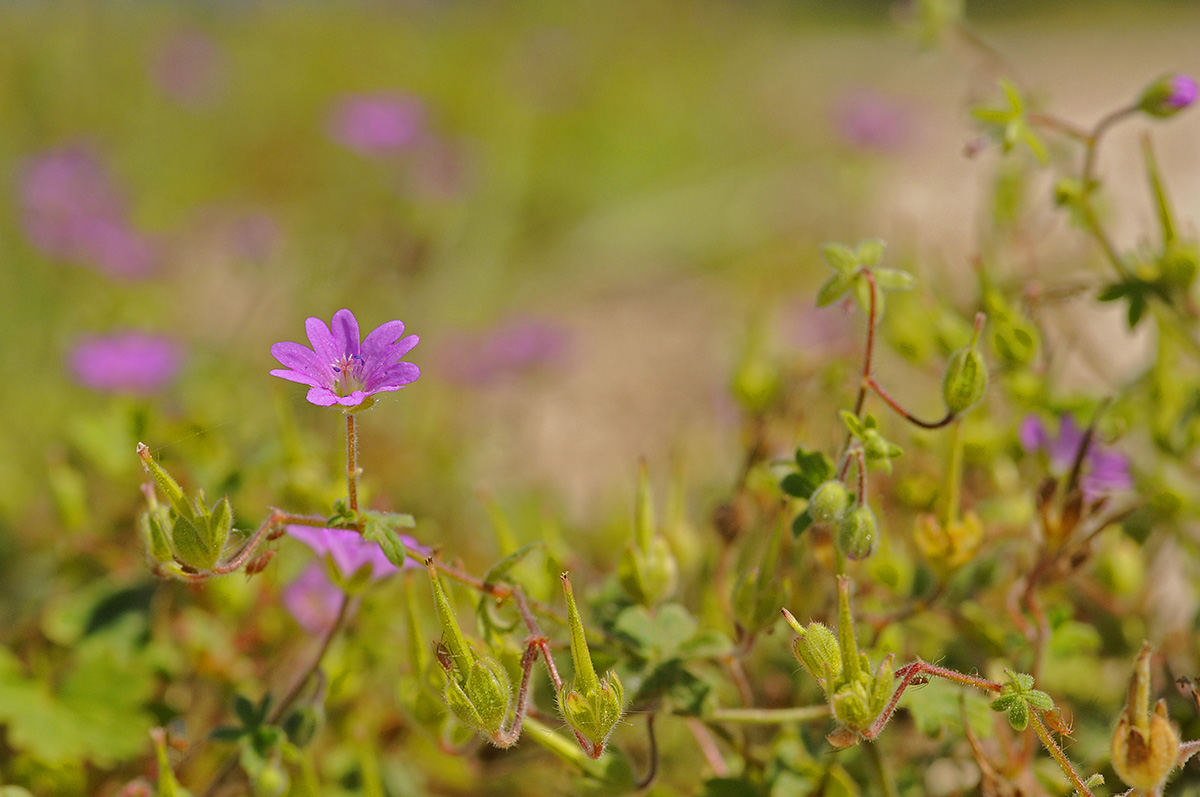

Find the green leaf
[[855, 239, 886, 267], [873, 268, 915, 292], [1097, 283, 1130, 302], [481, 542, 544, 587], [840, 411, 865, 439], [234, 694, 260, 729], [784, 446, 835, 500], [1006, 701, 1029, 731], [816, 272, 855, 307], [820, 243, 857, 273], [791, 510, 814, 537], [1024, 689, 1054, 710], [209, 726, 245, 743], [361, 516, 412, 568]]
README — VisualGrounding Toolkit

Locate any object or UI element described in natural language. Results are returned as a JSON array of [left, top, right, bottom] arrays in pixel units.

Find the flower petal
[[288, 524, 333, 556], [365, 362, 420, 392], [269, 368, 322, 388], [305, 316, 338, 366], [306, 386, 340, 406], [331, 309, 361, 358], [361, 320, 406, 361], [271, 341, 330, 385]]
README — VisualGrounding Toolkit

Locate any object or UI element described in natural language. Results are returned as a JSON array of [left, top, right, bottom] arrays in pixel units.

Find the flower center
[[331, 353, 366, 396]]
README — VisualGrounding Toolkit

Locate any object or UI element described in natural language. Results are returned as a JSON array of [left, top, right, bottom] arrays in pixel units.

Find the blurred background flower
[[67, 332, 183, 395]]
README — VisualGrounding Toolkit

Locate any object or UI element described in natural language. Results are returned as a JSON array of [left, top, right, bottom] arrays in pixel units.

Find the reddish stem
[[866, 378, 957, 429]]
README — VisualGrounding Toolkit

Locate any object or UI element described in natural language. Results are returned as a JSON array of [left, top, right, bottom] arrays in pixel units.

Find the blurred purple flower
[[283, 563, 345, 634], [18, 146, 158, 278], [270, 309, 420, 408], [1167, 74, 1199, 109], [288, 525, 427, 581], [439, 317, 572, 386], [832, 90, 911, 153], [68, 332, 183, 395], [326, 93, 426, 156], [151, 29, 226, 109], [1019, 414, 1133, 498]]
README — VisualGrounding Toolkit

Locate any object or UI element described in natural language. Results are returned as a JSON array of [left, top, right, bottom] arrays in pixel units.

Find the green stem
[[345, 413, 360, 522], [939, 418, 964, 528], [865, 739, 900, 797], [1028, 709, 1094, 797], [522, 715, 606, 777], [702, 705, 830, 724]]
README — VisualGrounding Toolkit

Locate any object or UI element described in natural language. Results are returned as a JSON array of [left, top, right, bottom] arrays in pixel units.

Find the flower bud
[[942, 346, 988, 414], [1111, 642, 1181, 791], [837, 506, 876, 561], [809, 480, 850, 524], [1137, 73, 1198, 118]]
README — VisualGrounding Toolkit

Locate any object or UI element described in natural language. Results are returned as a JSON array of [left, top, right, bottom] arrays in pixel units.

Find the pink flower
[[287, 525, 427, 581], [18, 146, 158, 279], [68, 332, 183, 395], [438, 317, 572, 386], [326, 93, 426, 156], [151, 29, 226, 109], [1019, 414, 1133, 499], [283, 563, 345, 634], [832, 90, 912, 153], [270, 309, 420, 408]]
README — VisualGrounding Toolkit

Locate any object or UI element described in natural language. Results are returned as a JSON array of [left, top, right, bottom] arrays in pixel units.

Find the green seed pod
[[808, 480, 850, 524], [832, 685, 873, 730], [558, 670, 625, 751], [837, 506, 876, 561], [942, 346, 988, 414], [791, 621, 842, 686]]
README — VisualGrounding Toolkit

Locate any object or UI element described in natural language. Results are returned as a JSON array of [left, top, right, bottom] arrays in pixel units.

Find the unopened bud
[[809, 480, 850, 524], [1138, 73, 1198, 118], [783, 609, 842, 686], [837, 505, 876, 560]]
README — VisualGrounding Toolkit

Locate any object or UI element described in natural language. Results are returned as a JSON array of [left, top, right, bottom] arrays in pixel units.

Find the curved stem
[[634, 714, 659, 790], [866, 378, 957, 429]]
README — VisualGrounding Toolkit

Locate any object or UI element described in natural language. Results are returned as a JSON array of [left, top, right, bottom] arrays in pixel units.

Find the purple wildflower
[[18, 146, 158, 278], [832, 89, 911, 153], [68, 332, 183, 395], [1019, 414, 1133, 499], [151, 29, 226, 109], [270, 309, 420, 408], [287, 525, 427, 581], [326, 93, 426, 156], [1167, 74, 1199, 109], [439, 317, 572, 386], [283, 563, 345, 634]]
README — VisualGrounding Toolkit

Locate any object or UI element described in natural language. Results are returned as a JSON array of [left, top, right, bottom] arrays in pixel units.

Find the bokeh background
[[3, 1, 1200, 794]]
